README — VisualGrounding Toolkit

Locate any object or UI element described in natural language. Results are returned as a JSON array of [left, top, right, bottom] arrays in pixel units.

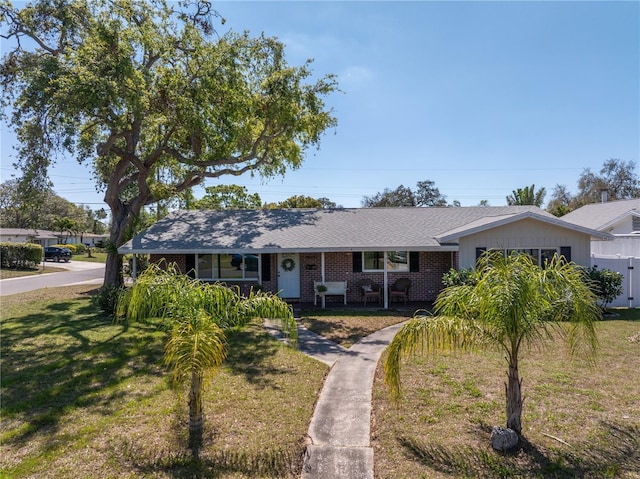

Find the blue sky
[[1, 0, 638, 209]]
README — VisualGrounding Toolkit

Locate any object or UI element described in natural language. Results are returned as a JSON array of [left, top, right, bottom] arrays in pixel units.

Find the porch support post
[[132, 255, 137, 281], [383, 252, 389, 309], [321, 252, 326, 309]]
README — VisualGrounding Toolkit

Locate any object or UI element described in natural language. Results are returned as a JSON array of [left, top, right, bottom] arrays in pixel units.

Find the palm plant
[[506, 184, 546, 207], [117, 262, 297, 453], [384, 251, 600, 437]]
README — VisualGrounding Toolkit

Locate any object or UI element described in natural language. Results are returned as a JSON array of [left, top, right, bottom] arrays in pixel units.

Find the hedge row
[[0, 242, 43, 269]]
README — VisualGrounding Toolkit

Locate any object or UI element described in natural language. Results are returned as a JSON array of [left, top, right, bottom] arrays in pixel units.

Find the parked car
[[44, 246, 72, 262]]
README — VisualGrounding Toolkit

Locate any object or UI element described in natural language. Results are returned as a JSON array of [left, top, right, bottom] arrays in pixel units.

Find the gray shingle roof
[[561, 199, 640, 230], [0, 228, 59, 239], [119, 206, 602, 254]]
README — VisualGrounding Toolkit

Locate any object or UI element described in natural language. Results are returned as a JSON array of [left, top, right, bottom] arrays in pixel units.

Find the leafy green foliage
[[192, 185, 262, 210], [506, 184, 546, 206], [1, 0, 338, 287], [362, 180, 448, 207], [586, 266, 624, 310], [0, 242, 42, 268], [441, 267, 478, 287], [0, 180, 106, 232], [94, 284, 127, 317]]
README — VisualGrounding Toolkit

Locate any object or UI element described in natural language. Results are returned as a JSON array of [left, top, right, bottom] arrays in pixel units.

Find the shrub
[[94, 284, 127, 317], [442, 267, 478, 287], [0, 242, 43, 269], [52, 243, 76, 253], [585, 266, 623, 310]]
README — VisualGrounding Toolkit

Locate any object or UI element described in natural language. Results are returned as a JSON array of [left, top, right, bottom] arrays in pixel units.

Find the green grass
[[1, 285, 328, 478], [72, 251, 108, 263], [372, 310, 640, 478], [3, 287, 638, 478], [0, 265, 67, 279]]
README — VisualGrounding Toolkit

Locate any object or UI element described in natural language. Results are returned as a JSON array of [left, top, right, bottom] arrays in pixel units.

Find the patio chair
[[358, 279, 382, 306], [389, 278, 411, 305]]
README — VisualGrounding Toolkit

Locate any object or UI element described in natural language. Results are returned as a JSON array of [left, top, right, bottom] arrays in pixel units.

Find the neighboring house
[[63, 232, 110, 247], [119, 206, 611, 308], [0, 228, 59, 247], [561, 198, 640, 257], [0, 228, 109, 247], [562, 198, 640, 307]]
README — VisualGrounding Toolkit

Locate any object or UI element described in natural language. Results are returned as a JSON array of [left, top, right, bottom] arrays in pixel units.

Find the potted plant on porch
[[316, 284, 328, 296]]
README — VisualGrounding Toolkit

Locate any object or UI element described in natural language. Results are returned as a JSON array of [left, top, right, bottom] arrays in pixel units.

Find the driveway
[[0, 260, 105, 296]]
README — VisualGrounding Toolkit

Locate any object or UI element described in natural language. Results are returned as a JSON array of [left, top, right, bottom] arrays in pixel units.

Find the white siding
[[458, 218, 592, 269]]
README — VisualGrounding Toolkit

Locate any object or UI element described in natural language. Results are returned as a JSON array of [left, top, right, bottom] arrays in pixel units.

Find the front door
[[277, 253, 300, 299]]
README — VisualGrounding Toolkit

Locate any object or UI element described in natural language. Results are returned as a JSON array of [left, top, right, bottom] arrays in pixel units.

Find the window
[[506, 248, 558, 266], [363, 251, 409, 272], [197, 254, 259, 280]]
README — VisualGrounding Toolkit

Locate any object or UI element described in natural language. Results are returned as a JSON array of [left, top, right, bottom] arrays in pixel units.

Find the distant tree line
[[0, 179, 108, 236]]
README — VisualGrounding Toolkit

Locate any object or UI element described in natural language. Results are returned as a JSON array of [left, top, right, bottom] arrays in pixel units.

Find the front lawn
[[371, 310, 640, 478], [4, 286, 638, 478], [1, 285, 328, 478]]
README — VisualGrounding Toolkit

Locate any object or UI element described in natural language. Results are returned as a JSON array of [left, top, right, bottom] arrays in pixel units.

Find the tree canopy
[[547, 159, 639, 216], [192, 185, 262, 210], [264, 194, 338, 209], [1, 0, 338, 286], [0, 179, 107, 233], [362, 180, 448, 207]]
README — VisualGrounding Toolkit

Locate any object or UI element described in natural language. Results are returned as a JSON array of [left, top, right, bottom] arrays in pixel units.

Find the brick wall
[[149, 251, 457, 303], [299, 251, 455, 303]]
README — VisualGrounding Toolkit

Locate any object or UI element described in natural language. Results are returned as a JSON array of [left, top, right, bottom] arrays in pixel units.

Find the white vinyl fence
[[591, 254, 640, 308]]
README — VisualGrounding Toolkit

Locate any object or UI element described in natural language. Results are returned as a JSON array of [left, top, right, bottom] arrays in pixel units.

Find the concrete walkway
[[300, 322, 405, 479]]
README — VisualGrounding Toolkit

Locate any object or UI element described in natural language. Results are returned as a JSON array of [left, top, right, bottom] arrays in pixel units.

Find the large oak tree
[[1, 0, 337, 286]]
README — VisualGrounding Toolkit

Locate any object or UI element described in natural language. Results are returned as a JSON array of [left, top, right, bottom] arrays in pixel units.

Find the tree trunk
[[505, 353, 523, 435], [189, 369, 204, 455], [103, 199, 132, 288]]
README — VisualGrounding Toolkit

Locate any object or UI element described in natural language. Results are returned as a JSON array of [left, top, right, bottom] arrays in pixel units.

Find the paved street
[[0, 261, 105, 296]]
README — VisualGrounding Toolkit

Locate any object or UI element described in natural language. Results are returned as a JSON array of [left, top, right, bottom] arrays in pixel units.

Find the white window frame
[[196, 253, 260, 281], [362, 251, 409, 273], [505, 248, 559, 266]]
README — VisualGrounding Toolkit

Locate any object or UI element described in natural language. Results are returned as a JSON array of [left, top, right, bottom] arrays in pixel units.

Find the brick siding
[[150, 251, 458, 303]]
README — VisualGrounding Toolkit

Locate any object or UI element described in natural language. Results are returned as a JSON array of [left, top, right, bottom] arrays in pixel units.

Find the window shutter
[[409, 252, 419, 272], [560, 246, 571, 263], [353, 252, 362, 272], [185, 254, 195, 278], [261, 254, 271, 281]]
